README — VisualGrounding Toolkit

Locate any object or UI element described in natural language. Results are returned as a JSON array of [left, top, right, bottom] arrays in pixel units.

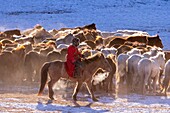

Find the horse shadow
[[36, 100, 110, 112], [61, 89, 117, 104]]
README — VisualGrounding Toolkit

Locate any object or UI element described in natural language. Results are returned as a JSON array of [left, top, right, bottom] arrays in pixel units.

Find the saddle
[[65, 59, 84, 78]]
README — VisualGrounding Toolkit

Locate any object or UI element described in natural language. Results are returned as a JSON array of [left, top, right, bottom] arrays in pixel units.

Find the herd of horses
[[0, 23, 170, 101]]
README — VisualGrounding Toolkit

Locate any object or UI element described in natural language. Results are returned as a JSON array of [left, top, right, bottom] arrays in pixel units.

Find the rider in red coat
[[66, 37, 82, 78]]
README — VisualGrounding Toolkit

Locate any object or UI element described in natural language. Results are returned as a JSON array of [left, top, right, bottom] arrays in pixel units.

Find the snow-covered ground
[[0, 93, 170, 113], [0, 85, 170, 113]]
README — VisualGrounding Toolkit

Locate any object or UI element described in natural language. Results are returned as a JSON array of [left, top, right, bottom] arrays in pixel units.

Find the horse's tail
[[38, 62, 51, 96]]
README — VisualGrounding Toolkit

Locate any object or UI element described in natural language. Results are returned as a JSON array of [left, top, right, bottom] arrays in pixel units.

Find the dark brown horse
[[38, 53, 111, 101]]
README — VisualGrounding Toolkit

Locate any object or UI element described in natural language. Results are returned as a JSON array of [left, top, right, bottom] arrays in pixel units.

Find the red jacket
[[65, 45, 81, 77]]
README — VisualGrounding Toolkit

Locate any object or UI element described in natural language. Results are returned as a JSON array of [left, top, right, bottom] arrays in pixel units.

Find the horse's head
[[83, 52, 111, 73], [98, 52, 112, 72]]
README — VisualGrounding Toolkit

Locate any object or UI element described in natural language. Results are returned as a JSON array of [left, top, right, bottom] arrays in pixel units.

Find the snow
[[0, 82, 169, 112], [0, 92, 170, 112]]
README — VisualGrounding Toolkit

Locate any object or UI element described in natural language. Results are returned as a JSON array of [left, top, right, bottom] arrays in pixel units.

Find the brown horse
[[38, 53, 111, 101]]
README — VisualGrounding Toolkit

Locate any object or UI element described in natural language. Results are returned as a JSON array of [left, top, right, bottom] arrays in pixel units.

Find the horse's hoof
[[93, 98, 98, 102], [72, 96, 77, 101], [37, 93, 42, 96], [49, 97, 55, 100]]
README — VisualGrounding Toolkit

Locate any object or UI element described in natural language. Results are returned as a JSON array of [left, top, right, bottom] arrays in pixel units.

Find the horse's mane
[[84, 52, 102, 64]]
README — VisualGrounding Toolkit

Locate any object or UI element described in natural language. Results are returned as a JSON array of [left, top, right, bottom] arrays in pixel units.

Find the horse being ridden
[[37, 52, 111, 101]]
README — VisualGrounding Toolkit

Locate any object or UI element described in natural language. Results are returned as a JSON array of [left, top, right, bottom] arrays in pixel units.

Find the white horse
[[138, 58, 160, 95], [150, 52, 166, 85], [126, 54, 143, 92], [117, 53, 129, 84], [137, 51, 165, 95], [149, 52, 165, 71], [160, 59, 170, 96]]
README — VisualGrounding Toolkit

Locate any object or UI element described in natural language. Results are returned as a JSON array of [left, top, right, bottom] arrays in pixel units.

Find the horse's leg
[[143, 75, 148, 95], [109, 74, 114, 92], [48, 79, 58, 100], [126, 72, 133, 93], [164, 81, 170, 96], [147, 77, 152, 92], [159, 69, 163, 87], [104, 77, 110, 93], [102, 74, 111, 93], [160, 86, 164, 93], [103, 79, 109, 93], [72, 81, 83, 101], [153, 77, 158, 94], [153, 71, 161, 94], [102, 80, 106, 91], [92, 84, 97, 92], [131, 75, 135, 92], [164, 86, 168, 96], [85, 80, 98, 101], [143, 74, 149, 95], [35, 67, 41, 82]]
